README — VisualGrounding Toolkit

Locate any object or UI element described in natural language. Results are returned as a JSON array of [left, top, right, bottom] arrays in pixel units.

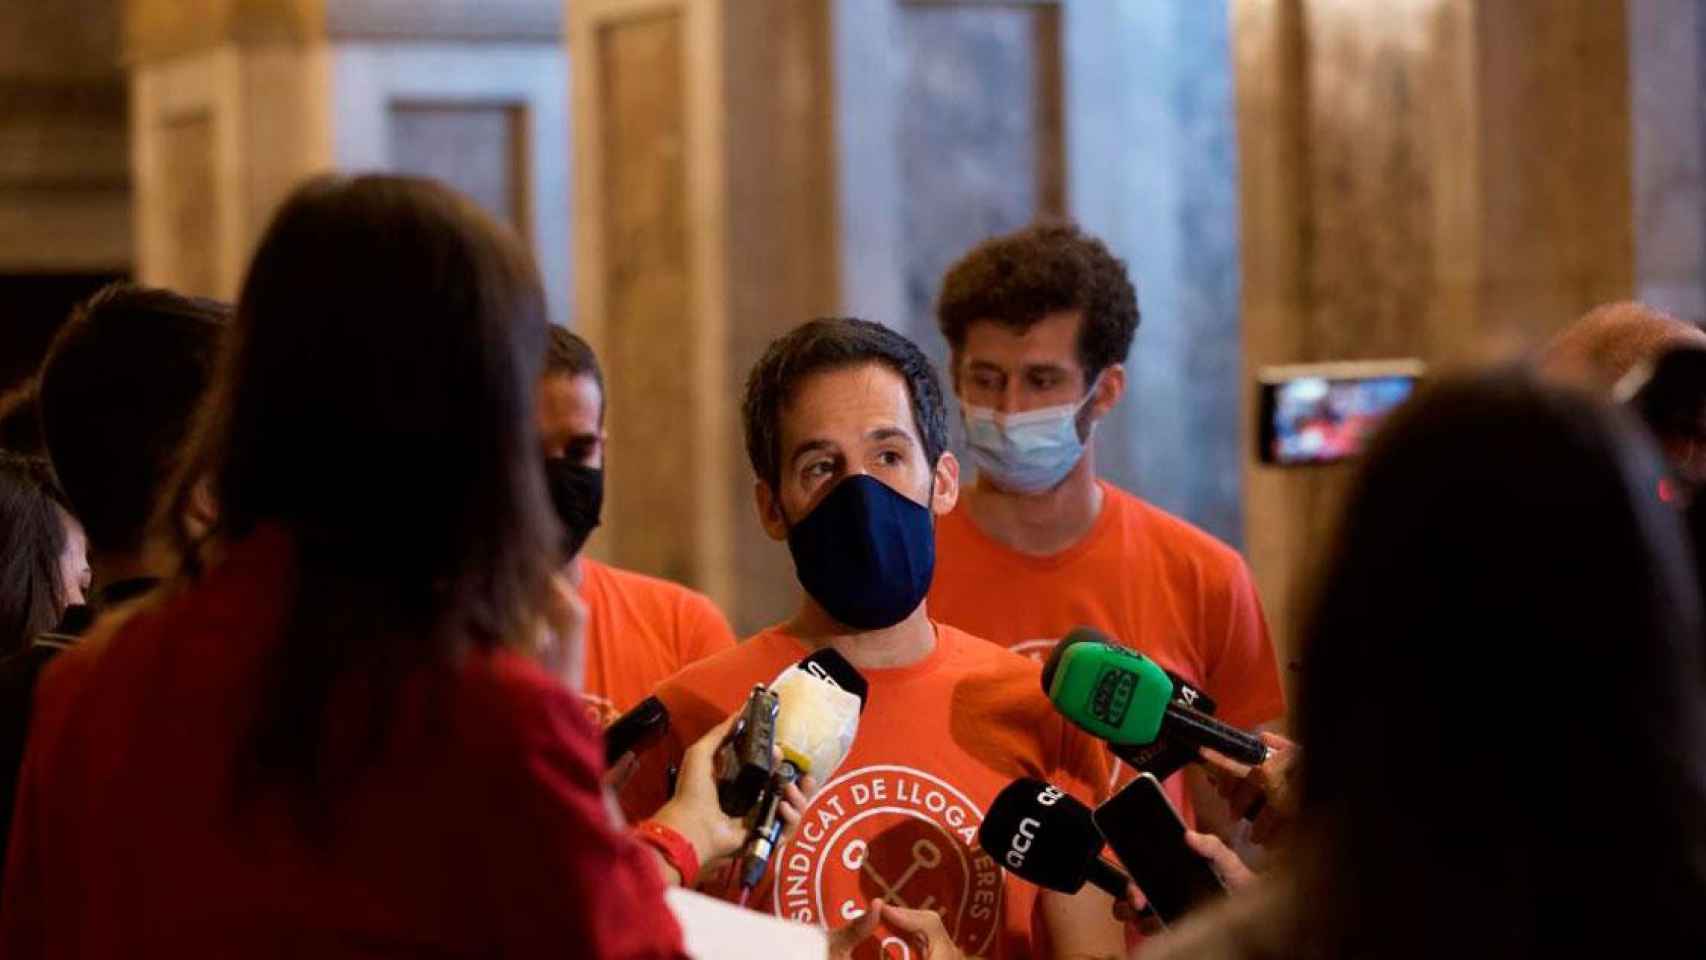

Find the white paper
[[665, 887, 827, 960]]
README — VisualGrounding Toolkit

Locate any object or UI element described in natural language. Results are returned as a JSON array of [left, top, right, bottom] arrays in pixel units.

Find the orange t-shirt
[[619, 622, 1109, 960], [928, 482, 1285, 800], [578, 558, 736, 727]]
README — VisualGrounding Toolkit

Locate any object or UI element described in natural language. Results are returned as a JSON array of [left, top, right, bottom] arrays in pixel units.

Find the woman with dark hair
[[0, 452, 85, 655], [0, 176, 748, 957], [1151, 371, 1706, 959]]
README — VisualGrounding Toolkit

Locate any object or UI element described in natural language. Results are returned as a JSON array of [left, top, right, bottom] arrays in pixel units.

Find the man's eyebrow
[[787, 438, 838, 465], [868, 427, 916, 446]]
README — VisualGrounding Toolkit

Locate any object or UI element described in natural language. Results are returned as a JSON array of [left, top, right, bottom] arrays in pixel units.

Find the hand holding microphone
[[736, 649, 868, 895], [1042, 627, 1269, 767]]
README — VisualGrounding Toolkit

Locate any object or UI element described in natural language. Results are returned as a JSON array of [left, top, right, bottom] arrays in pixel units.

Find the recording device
[[1041, 633, 1222, 781], [1093, 773, 1226, 926], [713, 685, 780, 817], [1257, 360, 1423, 466], [1045, 628, 1268, 767], [977, 778, 1130, 899], [604, 695, 671, 768], [737, 650, 867, 893]]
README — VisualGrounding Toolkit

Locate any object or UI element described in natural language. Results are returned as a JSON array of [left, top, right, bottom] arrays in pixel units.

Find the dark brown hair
[[742, 317, 947, 491], [936, 221, 1140, 382], [0, 452, 71, 655], [39, 283, 227, 555], [163, 175, 559, 815]]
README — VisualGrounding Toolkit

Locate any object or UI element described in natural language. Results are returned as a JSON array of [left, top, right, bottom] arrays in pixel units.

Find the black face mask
[[785, 474, 936, 631], [544, 459, 604, 559]]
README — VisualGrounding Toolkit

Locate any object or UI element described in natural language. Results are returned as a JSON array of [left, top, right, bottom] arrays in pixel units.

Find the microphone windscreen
[[771, 665, 861, 779], [977, 778, 1103, 894], [799, 647, 869, 710], [1039, 627, 1112, 694]]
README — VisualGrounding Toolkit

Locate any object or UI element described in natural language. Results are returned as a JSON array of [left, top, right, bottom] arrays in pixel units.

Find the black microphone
[[604, 695, 670, 769], [799, 647, 870, 711], [1040, 629, 1228, 778], [977, 778, 1130, 899]]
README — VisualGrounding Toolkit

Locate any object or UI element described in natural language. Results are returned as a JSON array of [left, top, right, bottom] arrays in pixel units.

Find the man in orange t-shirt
[[927, 223, 1285, 829], [539, 328, 735, 725], [621, 318, 1124, 960]]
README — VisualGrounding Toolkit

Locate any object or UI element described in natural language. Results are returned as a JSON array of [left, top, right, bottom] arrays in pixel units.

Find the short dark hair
[[38, 283, 227, 555], [544, 325, 603, 391], [162, 175, 559, 812], [936, 221, 1140, 382], [0, 380, 43, 456], [743, 318, 947, 491], [0, 452, 70, 655]]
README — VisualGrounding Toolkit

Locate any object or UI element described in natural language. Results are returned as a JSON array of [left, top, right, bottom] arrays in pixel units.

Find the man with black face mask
[[538, 327, 735, 725], [618, 318, 1124, 960]]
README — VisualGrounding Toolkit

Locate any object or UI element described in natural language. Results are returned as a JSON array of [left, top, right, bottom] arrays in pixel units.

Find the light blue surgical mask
[[960, 380, 1100, 494]]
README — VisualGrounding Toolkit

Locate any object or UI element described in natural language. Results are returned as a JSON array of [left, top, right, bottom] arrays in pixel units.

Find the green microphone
[[1046, 629, 1269, 766]]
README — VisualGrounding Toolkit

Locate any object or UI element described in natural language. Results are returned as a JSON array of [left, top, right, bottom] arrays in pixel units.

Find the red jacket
[[0, 527, 687, 958]]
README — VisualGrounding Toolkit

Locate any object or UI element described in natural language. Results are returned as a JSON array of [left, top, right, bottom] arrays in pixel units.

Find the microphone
[[1045, 628, 1268, 767], [737, 649, 866, 892], [604, 695, 670, 769], [977, 778, 1130, 898], [1040, 631, 1225, 779]]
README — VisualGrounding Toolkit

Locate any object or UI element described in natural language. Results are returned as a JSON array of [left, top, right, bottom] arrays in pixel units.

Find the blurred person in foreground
[[0, 285, 224, 894], [0, 175, 761, 958], [536, 326, 735, 731], [1145, 371, 1706, 958]]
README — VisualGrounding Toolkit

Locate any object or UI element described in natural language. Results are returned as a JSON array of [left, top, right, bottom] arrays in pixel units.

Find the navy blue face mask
[[785, 474, 936, 631]]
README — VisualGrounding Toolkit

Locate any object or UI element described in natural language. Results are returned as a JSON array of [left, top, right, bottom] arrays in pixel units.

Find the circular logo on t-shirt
[[772, 765, 1002, 959], [1009, 638, 1058, 664]]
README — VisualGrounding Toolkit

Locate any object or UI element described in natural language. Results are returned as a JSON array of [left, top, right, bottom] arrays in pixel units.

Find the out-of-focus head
[[1294, 371, 1706, 954], [539, 325, 605, 466], [1542, 303, 1706, 500], [1539, 301, 1706, 393], [168, 174, 557, 647], [39, 283, 227, 558], [0, 452, 85, 654]]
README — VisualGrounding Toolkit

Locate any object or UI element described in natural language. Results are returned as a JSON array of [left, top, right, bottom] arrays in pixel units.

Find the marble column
[[1064, 0, 1245, 546], [1629, 0, 1706, 321], [125, 0, 569, 319], [1233, 0, 1635, 673]]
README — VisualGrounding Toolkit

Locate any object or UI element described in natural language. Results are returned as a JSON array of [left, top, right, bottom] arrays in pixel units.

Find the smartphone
[[1257, 360, 1423, 465], [1092, 773, 1224, 926], [604, 695, 671, 769]]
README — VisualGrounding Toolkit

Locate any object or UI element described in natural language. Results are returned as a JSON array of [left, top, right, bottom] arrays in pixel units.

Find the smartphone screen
[[1258, 360, 1423, 466], [1092, 773, 1224, 926]]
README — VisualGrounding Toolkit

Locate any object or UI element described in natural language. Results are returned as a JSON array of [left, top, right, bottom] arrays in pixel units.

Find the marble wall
[[1066, 0, 1245, 546], [1630, 0, 1706, 321]]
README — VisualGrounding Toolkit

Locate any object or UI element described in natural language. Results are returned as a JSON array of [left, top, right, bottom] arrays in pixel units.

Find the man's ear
[[754, 478, 789, 542], [930, 451, 961, 518], [1089, 363, 1126, 420]]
